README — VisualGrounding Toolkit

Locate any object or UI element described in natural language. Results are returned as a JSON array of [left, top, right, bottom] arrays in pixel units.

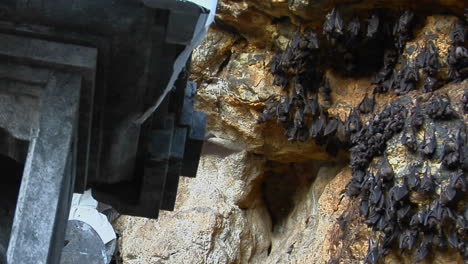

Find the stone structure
[[0, 1, 212, 263]]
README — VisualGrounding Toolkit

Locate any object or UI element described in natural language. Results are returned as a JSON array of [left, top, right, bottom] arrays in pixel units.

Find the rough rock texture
[[114, 146, 271, 264], [115, 1, 467, 263]]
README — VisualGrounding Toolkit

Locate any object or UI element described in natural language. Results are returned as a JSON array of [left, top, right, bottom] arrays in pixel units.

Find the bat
[[378, 154, 394, 181], [324, 118, 339, 136], [358, 93, 375, 114], [345, 109, 362, 134], [367, 14, 380, 39], [401, 127, 417, 152], [410, 104, 424, 130], [419, 128, 436, 157], [419, 165, 434, 193]]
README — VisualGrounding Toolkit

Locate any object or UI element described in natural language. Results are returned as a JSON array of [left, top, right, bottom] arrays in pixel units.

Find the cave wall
[[114, 1, 467, 263]]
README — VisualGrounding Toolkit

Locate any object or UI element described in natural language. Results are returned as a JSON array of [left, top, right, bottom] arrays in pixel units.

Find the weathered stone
[[191, 27, 241, 83], [114, 144, 271, 264]]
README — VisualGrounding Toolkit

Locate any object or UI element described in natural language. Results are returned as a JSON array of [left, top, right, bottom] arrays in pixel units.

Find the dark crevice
[[0, 154, 24, 261], [261, 162, 317, 233], [215, 49, 232, 76]]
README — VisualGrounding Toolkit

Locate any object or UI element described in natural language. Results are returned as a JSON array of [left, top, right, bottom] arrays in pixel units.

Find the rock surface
[[114, 1, 467, 263]]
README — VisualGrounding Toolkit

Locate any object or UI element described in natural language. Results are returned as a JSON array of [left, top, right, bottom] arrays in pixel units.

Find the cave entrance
[[262, 162, 320, 233]]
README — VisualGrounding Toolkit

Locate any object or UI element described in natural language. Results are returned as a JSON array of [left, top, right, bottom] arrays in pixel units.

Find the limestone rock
[[191, 27, 241, 83], [114, 145, 271, 264], [114, 1, 467, 263]]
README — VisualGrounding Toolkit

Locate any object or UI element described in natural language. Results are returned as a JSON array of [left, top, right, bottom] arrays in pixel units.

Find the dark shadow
[[0, 154, 24, 260]]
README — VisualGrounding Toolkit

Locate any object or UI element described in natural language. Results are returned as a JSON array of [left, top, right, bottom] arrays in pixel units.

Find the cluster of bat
[[323, 9, 415, 75], [345, 96, 468, 263], [257, 92, 347, 156], [258, 6, 468, 264], [259, 9, 444, 150], [374, 21, 467, 95], [262, 25, 346, 153]]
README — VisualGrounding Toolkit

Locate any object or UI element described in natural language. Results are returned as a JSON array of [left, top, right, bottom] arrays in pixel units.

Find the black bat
[[346, 180, 362, 197], [450, 170, 466, 192], [455, 214, 467, 233], [414, 233, 433, 262], [406, 165, 420, 190], [410, 207, 426, 228], [366, 209, 382, 226], [358, 93, 375, 114], [323, 8, 343, 42], [389, 184, 408, 202], [422, 76, 438, 93], [293, 107, 305, 128], [366, 14, 379, 39], [257, 96, 278, 123], [304, 95, 320, 117], [396, 62, 418, 95], [365, 239, 380, 264], [273, 73, 289, 88], [376, 215, 388, 232], [401, 127, 417, 152], [333, 9, 344, 36], [296, 127, 309, 142], [269, 52, 283, 74], [425, 41, 441, 75], [347, 17, 360, 39], [447, 44, 468, 81], [419, 165, 434, 193], [285, 123, 297, 141], [410, 104, 424, 130], [396, 204, 411, 222], [323, 8, 337, 36], [361, 170, 375, 192], [440, 184, 457, 205], [440, 205, 455, 222], [345, 109, 362, 134], [385, 198, 396, 219], [276, 96, 291, 124], [378, 154, 394, 181], [293, 78, 305, 98], [415, 46, 427, 69], [424, 201, 440, 228], [398, 230, 417, 251], [462, 90, 468, 113], [370, 181, 383, 205], [360, 198, 370, 217], [381, 230, 398, 252], [419, 128, 436, 157], [303, 30, 320, 50], [441, 128, 461, 169], [426, 95, 456, 120], [432, 234, 447, 248], [447, 231, 460, 249], [319, 78, 332, 107], [373, 49, 398, 92], [353, 169, 366, 183], [451, 23, 466, 44], [324, 118, 338, 136], [310, 113, 326, 138], [393, 10, 414, 51]]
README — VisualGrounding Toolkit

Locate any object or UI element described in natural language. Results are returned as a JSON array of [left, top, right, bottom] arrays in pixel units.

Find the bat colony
[[257, 8, 468, 263]]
